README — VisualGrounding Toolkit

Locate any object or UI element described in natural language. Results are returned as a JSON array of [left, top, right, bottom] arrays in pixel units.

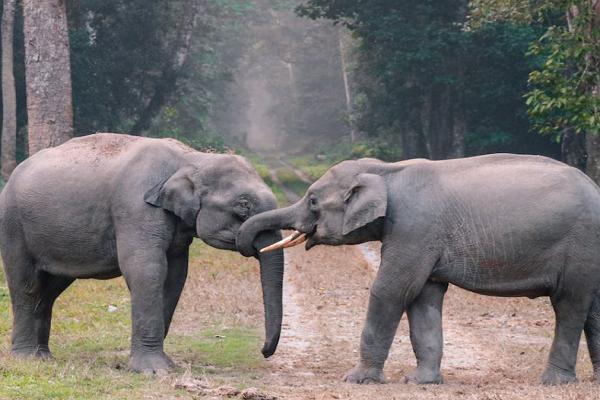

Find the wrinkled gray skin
[[238, 154, 600, 385], [0, 133, 284, 374]]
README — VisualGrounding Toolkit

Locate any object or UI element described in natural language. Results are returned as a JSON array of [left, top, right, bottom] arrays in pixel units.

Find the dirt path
[[254, 239, 597, 400]]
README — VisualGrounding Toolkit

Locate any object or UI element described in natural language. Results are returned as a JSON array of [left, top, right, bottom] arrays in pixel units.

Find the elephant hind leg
[[8, 267, 74, 358], [541, 292, 591, 385], [405, 281, 448, 384], [584, 294, 600, 382]]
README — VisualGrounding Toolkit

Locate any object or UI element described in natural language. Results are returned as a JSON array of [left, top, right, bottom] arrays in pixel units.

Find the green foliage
[[247, 159, 288, 205], [469, 0, 599, 142], [526, 20, 599, 137], [463, 21, 560, 156], [67, 0, 255, 141], [157, 132, 230, 154], [298, 0, 560, 159], [276, 167, 310, 197]]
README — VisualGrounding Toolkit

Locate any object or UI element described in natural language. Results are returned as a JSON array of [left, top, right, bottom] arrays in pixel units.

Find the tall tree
[[23, 0, 73, 155], [471, 0, 599, 178], [130, 0, 201, 135], [298, 0, 470, 159], [338, 26, 355, 143], [1, 0, 17, 179]]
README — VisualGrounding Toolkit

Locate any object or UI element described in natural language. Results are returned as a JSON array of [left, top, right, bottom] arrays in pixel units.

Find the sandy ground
[[229, 242, 598, 399]]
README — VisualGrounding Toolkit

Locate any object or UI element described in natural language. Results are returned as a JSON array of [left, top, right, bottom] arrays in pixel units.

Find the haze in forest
[[1, 0, 598, 178]]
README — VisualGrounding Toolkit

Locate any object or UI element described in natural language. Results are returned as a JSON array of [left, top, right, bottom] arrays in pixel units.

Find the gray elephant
[[0, 133, 284, 374], [237, 154, 600, 385]]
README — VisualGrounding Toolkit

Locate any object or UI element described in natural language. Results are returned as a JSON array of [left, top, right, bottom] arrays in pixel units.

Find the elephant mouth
[[203, 232, 237, 251], [260, 226, 316, 253]]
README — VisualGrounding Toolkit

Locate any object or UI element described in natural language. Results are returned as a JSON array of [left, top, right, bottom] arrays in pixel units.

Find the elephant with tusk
[[0, 133, 284, 374], [237, 154, 600, 385]]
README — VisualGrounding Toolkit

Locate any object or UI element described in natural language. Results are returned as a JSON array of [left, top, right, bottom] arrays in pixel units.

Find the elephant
[[0, 133, 284, 374], [237, 154, 600, 385]]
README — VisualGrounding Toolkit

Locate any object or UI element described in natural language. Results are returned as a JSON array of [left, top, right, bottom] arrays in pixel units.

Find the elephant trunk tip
[[261, 335, 280, 358]]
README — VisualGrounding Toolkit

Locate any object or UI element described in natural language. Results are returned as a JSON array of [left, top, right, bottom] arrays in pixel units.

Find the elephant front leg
[[120, 249, 174, 375], [345, 256, 433, 384], [163, 251, 189, 338], [405, 281, 447, 384], [343, 291, 402, 384]]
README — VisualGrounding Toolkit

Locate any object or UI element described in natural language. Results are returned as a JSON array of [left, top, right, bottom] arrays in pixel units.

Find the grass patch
[[245, 155, 287, 205], [169, 328, 262, 372], [0, 239, 265, 399], [276, 167, 310, 197], [286, 155, 332, 182]]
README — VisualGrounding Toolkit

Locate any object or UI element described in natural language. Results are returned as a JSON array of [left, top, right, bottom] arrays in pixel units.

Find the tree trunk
[[131, 0, 200, 135], [561, 130, 587, 171], [586, 131, 600, 182], [1, 0, 17, 179], [338, 27, 356, 143], [449, 77, 466, 158], [567, 1, 600, 182], [23, 0, 73, 155]]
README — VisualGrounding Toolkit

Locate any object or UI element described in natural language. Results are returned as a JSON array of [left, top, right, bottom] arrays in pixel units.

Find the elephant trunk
[[255, 231, 284, 358], [236, 204, 299, 257]]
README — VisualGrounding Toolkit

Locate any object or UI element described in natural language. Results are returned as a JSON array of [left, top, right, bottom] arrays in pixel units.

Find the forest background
[[0, 0, 598, 182]]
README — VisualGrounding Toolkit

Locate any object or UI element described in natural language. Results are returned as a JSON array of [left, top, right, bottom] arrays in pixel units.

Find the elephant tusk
[[260, 230, 303, 253], [283, 233, 307, 248]]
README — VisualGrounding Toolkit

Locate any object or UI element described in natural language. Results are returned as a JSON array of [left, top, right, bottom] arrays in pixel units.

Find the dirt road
[[248, 241, 596, 399]]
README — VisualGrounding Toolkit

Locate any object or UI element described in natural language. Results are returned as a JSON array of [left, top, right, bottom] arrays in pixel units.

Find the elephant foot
[[593, 371, 600, 384], [11, 345, 52, 359], [540, 366, 577, 385], [404, 367, 443, 385], [343, 362, 385, 384], [129, 351, 175, 376]]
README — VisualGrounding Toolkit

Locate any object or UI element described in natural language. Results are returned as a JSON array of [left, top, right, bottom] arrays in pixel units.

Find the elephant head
[[145, 154, 284, 358], [237, 159, 388, 256]]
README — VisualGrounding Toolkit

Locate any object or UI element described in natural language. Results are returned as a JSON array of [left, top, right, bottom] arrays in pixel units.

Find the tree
[[2, 0, 17, 179], [23, 0, 73, 155], [130, 0, 201, 135], [297, 0, 561, 160], [298, 0, 472, 159], [471, 0, 600, 179]]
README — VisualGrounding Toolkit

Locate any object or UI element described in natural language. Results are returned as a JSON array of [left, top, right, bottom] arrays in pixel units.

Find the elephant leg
[[405, 281, 448, 384], [540, 292, 591, 385], [8, 266, 73, 358], [344, 253, 434, 384], [118, 241, 173, 375], [584, 294, 600, 382], [163, 251, 189, 338], [29, 274, 75, 357]]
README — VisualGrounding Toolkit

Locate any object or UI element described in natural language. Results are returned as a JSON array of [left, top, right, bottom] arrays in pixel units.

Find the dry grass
[[1, 238, 600, 399], [0, 240, 269, 399]]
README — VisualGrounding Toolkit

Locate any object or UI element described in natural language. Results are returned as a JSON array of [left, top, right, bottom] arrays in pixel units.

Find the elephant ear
[[144, 167, 200, 227], [342, 173, 387, 236]]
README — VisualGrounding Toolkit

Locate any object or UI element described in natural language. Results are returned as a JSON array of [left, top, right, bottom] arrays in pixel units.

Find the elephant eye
[[309, 196, 318, 209], [235, 197, 251, 220], [239, 198, 250, 209]]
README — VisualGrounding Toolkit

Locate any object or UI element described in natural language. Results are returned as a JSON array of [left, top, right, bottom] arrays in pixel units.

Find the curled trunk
[[237, 204, 299, 257]]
